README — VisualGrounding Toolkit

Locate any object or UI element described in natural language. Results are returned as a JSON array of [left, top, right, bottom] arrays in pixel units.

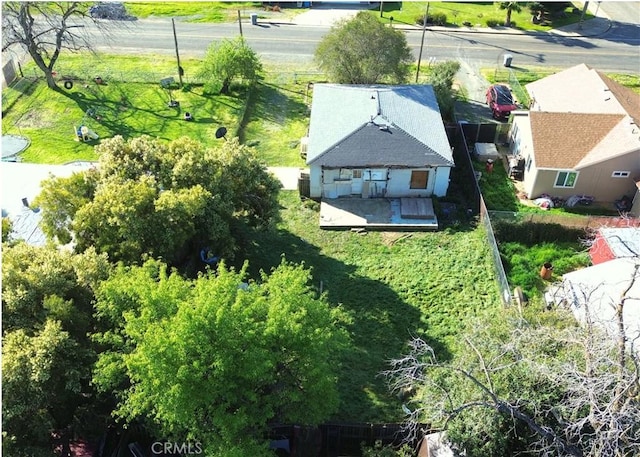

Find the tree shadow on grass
[[234, 200, 451, 423]]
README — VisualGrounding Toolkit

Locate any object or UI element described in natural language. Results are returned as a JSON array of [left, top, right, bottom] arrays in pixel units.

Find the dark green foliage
[[34, 136, 281, 267], [473, 161, 519, 211], [493, 221, 586, 245], [315, 11, 412, 84], [415, 12, 448, 26], [2, 244, 111, 456], [428, 61, 461, 121]]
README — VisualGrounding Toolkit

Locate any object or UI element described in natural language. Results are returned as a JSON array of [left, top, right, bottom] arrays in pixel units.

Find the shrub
[[416, 12, 447, 26], [485, 18, 500, 27], [493, 221, 586, 245]]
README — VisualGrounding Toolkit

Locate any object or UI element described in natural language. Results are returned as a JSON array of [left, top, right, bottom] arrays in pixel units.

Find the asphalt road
[[86, 11, 640, 74]]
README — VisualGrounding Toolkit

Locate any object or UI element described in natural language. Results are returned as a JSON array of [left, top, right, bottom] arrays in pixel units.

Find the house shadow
[[235, 215, 450, 422]]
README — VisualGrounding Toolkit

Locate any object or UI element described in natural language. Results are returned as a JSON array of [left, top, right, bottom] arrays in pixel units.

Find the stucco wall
[[529, 151, 640, 202], [310, 166, 451, 198]]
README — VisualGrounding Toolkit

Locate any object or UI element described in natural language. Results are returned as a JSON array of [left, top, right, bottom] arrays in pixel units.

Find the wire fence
[[457, 121, 512, 306]]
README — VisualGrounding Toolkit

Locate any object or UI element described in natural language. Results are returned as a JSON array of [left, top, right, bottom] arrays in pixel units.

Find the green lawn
[[241, 66, 319, 167], [2, 54, 247, 164], [239, 191, 502, 422], [378, 1, 593, 32], [124, 2, 260, 22]]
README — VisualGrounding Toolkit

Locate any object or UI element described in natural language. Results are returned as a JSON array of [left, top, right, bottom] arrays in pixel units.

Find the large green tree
[[198, 36, 262, 94], [93, 259, 349, 456], [315, 11, 413, 84], [34, 136, 281, 266], [427, 61, 461, 121], [2, 243, 111, 456], [499, 2, 522, 27]]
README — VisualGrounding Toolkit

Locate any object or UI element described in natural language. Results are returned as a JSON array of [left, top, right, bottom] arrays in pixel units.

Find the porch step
[[400, 198, 435, 220]]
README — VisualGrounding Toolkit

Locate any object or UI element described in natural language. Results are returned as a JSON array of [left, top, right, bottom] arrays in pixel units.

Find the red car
[[486, 84, 518, 120]]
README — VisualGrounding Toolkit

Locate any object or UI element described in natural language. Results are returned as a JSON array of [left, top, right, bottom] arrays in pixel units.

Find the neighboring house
[[508, 64, 640, 204], [589, 227, 640, 265], [545, 257, 640, 347], [1, 161, 95, 245], [305, 84, 454, 199]]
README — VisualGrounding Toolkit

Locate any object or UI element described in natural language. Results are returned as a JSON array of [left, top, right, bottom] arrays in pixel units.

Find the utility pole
[[415, 3, 429, 83], [379, 0, 383, 17], [237, 10, 243, 37], [578, 1, 589, 30], [172, 18, 183, 88]]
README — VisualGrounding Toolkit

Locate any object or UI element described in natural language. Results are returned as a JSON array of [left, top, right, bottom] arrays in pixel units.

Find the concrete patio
[[319, 197, 438, 230]]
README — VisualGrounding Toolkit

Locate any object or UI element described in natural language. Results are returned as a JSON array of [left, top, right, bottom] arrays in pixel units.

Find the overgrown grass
[[473, 160, 520, 211], [500, 241, 590, 299], [377, 1, 593, 32], [241, 67, 319, 167], [239, 191, 502, 422]]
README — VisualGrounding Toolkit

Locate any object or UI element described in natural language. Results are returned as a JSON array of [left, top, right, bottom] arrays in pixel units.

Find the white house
[[305, 84, 454, 200]]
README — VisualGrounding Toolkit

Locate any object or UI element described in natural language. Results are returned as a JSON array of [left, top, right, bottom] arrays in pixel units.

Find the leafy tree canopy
[[315, 11, 413, 84], [93, 258, 350, 456], [198, 36, 262, 94], [427, 61, 460, 121], [1, 243, 111, 455], [34, 136, 281, 267]]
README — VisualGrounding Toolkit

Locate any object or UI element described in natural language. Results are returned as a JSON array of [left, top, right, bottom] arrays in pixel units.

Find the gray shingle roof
[[306, 84, 453, 167]]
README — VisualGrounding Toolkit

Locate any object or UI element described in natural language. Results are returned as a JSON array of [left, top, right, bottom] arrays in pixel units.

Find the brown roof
[[530, 112, 625, 168], [597, 71, 640, 124]]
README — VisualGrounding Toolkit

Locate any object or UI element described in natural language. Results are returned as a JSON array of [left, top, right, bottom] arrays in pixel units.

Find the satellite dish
[[215, 126, 227, 139]]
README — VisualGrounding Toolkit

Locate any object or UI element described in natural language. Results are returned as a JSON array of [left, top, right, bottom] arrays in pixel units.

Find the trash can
[[250, 13, 258, 25], [540, 262, 553, 280], [503, 54, 513, 67]]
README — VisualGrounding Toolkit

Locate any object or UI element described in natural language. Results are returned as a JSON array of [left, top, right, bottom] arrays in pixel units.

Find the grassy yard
[[241, 66, 319, 167], [2, 56, 316, 166], [124, 2, 259, 22], [124, 1, 305, 23], [378, 1, 593, 32], [122, 1, 594, 33], [239, 191, 502, 422]]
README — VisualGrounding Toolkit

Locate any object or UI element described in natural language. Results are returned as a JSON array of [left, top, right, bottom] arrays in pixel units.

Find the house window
[[352, 169, 362, 179], [611, 171, 630, 178], [339, 169, 351, 180], [410, 170, 429, 189], [554, 171, 578, 188]]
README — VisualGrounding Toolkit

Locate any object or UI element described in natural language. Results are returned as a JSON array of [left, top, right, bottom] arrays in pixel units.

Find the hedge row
[[492, 221, 586, 245]]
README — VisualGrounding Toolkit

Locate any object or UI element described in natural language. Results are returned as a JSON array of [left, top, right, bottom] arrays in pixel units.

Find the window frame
[[409, 170, 429, 190], [554, 170, 579, 188], [611, 171, 630, 178]]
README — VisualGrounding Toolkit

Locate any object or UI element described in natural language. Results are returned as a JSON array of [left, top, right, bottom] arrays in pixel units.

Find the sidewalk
[[286, 2, 612, 38]]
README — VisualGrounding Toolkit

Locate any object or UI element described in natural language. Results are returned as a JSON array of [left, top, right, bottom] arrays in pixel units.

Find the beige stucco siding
[[530, 154, 640, 202]]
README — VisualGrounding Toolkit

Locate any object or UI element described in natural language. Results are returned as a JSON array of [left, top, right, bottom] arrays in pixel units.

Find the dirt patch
[[380, 232, 412, 246], [15, 109, 54, 129]]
